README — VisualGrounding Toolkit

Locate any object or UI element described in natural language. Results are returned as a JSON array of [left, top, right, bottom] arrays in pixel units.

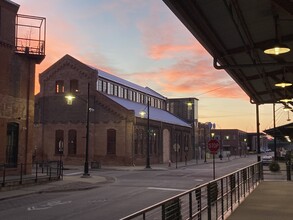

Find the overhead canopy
[[264, 122, 293, 142], [163, 0, 293, 106]]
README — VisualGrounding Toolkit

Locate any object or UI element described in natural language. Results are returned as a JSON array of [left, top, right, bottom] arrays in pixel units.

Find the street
[[0, 156, 257, 220]]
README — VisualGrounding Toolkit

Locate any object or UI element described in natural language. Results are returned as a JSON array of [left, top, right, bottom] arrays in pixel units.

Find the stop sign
[[208, 139, 220, 154]]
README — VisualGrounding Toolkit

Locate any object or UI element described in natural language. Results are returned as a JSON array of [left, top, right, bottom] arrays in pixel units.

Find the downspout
[[256, 104, 261, 162], [273, 103, 277, 159], [25, 57, 31, 173]]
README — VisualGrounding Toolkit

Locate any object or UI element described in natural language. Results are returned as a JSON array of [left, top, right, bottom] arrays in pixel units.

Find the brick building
[[34, 54, 193, 166], [210, 129, 248, 157], [0, 0, 45, 173]]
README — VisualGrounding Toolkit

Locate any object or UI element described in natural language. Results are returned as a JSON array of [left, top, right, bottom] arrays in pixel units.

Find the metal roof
[[163, 0, 293, 107], [88, 66, 167, 100], [106, 95, 191, 128], [264, 122, 293, 142]]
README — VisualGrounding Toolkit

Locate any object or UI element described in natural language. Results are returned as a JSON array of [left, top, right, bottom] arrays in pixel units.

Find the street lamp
[[139, 99, 151, 169], [65, 82, 91, 177], [187, 100, 196, 162]]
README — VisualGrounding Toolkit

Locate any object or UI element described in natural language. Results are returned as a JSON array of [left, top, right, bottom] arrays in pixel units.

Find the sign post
[[208, 139, 220, 179]]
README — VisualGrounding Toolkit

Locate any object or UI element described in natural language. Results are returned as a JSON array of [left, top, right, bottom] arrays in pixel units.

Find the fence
[[0, 161, 62, 188], [120, 162, 262, 220]]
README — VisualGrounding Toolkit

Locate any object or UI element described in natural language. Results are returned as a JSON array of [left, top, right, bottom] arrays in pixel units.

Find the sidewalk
[[0, 155, 249, 201], [227, 181, 293, 220]]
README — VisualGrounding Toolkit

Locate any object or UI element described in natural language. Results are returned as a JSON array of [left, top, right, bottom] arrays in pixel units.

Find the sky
[[15, 0, 292, 132]]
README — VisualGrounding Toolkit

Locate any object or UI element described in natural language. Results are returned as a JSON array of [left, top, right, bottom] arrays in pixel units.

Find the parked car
[[262, 155, 273, 165]]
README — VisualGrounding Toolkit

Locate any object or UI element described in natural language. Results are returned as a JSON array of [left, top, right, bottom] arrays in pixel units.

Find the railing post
[[2, 164, 6, 187], [207, 183, 212, 220], [221, 179, 224, 220], [20, 163, 23, 184], [189, 192, 192, 219], [237, 172, 240, 203], [35, 162, 38, 183], [41, 161, 44, 173], [162, 204, 166, 220], [196, 188, 202, 220]]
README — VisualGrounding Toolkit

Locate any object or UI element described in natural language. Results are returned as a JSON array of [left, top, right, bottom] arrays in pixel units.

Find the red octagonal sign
[[208, 139, 220, 154]]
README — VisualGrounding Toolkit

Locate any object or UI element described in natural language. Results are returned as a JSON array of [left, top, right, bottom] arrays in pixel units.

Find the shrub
[[269, 161, 280, 172]]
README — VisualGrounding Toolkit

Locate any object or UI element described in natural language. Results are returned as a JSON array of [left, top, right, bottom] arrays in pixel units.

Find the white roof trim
[[88, 65, 166, 100], [107, 95, 191, 128]]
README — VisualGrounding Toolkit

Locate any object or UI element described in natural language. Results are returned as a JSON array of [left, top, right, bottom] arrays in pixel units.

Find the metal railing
[[120, 162, 262, 220], [0, 161, 62, 188]]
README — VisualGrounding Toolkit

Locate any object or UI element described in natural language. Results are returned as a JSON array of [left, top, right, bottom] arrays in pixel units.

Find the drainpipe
[[256, 104, 261, 162]]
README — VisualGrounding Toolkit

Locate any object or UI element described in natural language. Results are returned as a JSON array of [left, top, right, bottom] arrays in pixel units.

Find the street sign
[[208, 139, 220, 154]]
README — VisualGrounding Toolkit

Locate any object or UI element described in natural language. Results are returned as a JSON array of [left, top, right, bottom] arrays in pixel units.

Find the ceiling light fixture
[[275, 68, 292, 88], [264, 15, 290, 55], [264, 42, 290, 55], [283, 104, 292, 111], [279, 98, 293, 103]]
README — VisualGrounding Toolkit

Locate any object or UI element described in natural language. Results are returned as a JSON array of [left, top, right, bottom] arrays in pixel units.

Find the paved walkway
[[227, 181, 293, 220]]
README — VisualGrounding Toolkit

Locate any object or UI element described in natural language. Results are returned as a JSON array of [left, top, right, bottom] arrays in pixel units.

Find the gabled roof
[[39, 54, 96, 82], [163, 0, 293, 107], [106, 95, 191, 128]]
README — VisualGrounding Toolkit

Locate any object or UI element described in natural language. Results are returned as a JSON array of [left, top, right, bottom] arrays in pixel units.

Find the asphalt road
[[0, 156, 258, 220]]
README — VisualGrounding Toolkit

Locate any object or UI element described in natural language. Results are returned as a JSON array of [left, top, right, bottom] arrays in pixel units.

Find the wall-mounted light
[[65, 94, 75, 105]]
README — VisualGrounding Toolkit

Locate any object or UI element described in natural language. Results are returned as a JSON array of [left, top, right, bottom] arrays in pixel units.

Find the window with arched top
[[55, 80, 64, 93], [55, 130, 64, 154], [6, 122, 19, 167], [70, 79, 79, 93], [107, 129, 116, 155], [68, 129, 77, 155]]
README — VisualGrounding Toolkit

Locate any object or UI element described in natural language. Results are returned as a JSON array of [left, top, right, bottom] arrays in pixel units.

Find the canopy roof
[[264, 122, 293, 142], [163, 0, 293, 107]]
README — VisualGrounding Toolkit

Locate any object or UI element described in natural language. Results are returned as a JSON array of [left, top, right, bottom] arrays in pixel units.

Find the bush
[[269, 161, 280, 172]]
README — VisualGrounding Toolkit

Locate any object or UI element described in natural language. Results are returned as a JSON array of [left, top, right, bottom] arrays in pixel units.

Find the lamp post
[[187, 101, 196, 162], [140, 99, 151, 168], [65, 82, 91, 177], [146, 99, 151, 168], [84, 83, 90, 176]]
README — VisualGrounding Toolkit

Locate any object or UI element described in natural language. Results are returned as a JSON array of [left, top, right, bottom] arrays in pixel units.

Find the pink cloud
[[123, 57, 248, 100]]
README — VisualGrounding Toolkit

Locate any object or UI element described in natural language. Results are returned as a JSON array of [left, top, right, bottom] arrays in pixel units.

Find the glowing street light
[[65, 83, 91, 177], [139, 99, 151, 169]]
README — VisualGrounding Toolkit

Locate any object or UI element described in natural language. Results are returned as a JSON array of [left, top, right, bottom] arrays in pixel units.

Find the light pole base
[[81, 173, 91, 178]]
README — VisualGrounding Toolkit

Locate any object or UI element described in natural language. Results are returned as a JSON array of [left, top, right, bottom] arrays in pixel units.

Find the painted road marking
[[27, 200, 72, 211], [147, 187, 187, 192]]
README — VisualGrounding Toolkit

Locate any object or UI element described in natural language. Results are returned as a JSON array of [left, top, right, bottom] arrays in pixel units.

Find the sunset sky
[[15, 0, 291, 132]]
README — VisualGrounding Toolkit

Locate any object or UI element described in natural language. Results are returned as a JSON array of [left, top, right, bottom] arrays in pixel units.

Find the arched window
[[107, 129, 116, 155], [55, 80, 64, 93], [70, 79, 79, 92], [68, 129, 77, 155], [55, 130, 64, 154], [6, 123, 19, 167]]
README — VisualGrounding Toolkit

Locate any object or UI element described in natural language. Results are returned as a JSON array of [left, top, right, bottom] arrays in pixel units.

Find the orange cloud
[[122, 56, 248, 100]]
